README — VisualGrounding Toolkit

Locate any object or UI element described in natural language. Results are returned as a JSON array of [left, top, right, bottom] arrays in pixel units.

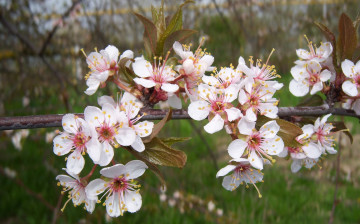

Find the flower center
[[111, 177, 128, 192], [248, 134, 261, 150], [97, 124, 115, 142], [211, 100, 225, 113], [72, 132, 89, 151], [287, 147, 302, 154], [308, 73, 320, 85]]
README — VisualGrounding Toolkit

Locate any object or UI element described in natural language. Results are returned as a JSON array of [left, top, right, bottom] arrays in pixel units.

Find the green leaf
[[155, 0, 194, 56], [160, 137, 191, 146], [314, 22, 340, 71], [163, 29, 197, 55], [143, 109, 172, 143], [124, 146, 166, 189], [142, 137, 187, 168], [331, 121, 353, 144], [134, 13, 157, 58], [257, 116, 303, 148], [338, 13, 357, 60], [296, 94, 324, 107]]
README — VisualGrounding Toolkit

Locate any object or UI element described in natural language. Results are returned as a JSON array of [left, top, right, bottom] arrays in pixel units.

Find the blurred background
[[0, 0, 359, 223]]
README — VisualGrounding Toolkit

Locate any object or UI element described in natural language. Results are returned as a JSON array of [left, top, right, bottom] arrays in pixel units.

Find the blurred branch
[[0, 105, 359, 130], [39, 0, 83, 56]]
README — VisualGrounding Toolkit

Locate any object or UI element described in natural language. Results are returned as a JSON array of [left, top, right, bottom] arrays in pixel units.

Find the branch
[[0, 106, 359, 131]]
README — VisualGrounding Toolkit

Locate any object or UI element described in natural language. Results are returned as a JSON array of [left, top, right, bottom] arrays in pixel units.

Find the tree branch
[[0, 105, 359, 131]]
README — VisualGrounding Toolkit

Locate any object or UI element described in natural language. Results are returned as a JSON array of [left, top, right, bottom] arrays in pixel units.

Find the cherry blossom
[[341, 59, 360, 97], [228, 120, 284, 170], [98, 92, 154, 152], [53, 114, 99, 174], [289, 61, 331, 96], [85, 160, 147, 217], [188, 83, 241, 134], [173, 40, 214, 95], [342, 98, 360, 115], [56, 169, 96, 213], [313, 114, 337, 154], [216, 158, 264, 197], [132, 57, 179, 93], [202, 66, 243, 90], [278, 147, 319, 173], [84, 104, 136, 166], [295, 40, 333, 64]]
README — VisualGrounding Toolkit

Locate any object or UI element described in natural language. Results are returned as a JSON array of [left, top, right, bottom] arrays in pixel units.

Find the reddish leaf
[[134, 13, 157, 57], [143, 109, 172, 143], [338, 13, 357, 60]]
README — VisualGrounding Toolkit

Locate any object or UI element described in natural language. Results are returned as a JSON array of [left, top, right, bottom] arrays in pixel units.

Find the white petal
[[341, 59, 355, 78], [259, 120, 280, 139], [204, 114, 224, 134], [352, 99, 360, 115], [115, 127, 136, 146], [173, 41, 185, 59], [85, 138, 101, 163], [106, 193, 121, 217], [66, 151, 85, 174], [319, 69, 332, 82], [131, 135, 145, 152], [237, 118, 255, 135], [100, 164, 126, 178], [102, 103, 118, 125], [227, 139, 248, 159], [134, 121, 154, 137], [320, 114, 332, 125], [85, 198, 97, 213], [183, 59, 195, 74], [104, 45, 119, 62], [216, 165, 236, 177], [307, 61, 322, 74], [188, 101, 210, 121], [325, 145, 337, 154], [259, 103, 278, 119], [238, 89, 248, 105], [310, 82, 323, 95], [224, 85, 239, 102], [62, 114, 78, 134], [290, 65, 307, 81], [261, 136, 284, 155], [278, 148, 288, 158], [289, 79, 309, 97], [225, 108, 242, 122], [342, 80, 358, 97], [97, 142, 114, 166], [222, 175, 240, 191], [134, 78, 156, 88], [132, 59, 152, 78], [125, 160, 148, 179], [167, 94, 182, 109], [202, 75, 219, 86], [85, 178, 107, 199], [161, 83, 179, 93], [120, 50, 134, 60], [84, 77, 100, 96], [245, 108, 257, 122], [198, 54, 214, 68], [297, 124, 315, 140], [302, 142, 322, 159], [98, 95, 116, 108], [53, 133, 72, 156], [296, 49, 311, 60], [84, 106, 104, 125], [248, 151, 263, 170], [124, 190, 142, 213]]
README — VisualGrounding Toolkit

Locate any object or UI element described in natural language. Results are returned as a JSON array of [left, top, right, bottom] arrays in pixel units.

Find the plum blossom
[[85, 160, 147, 217], [53, 114, 98, 174], [342, 98, 360, 115], [188, 84, 241, 134], [132, 57, 179, 93], [56, 169, 96, 213], [313, 114, 336, 154], [173, 40, 214, 95], [278, 147, 318, 173], [289, 61, 331, 96], [238, 85, 279, 121], [295, 41, 333, 64], [202, 66, 243, 90], [216, 158, 264, 197], [237, 55, 283, 93], [83, 46, 122, 95], [228, 120, 284, 170], [84, 104, 136, 166], [98, 92, 154, 152], [341, 59, 360, 97]]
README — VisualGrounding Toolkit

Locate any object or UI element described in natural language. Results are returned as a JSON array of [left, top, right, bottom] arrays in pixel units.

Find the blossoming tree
[[1, 0, 359, 219]]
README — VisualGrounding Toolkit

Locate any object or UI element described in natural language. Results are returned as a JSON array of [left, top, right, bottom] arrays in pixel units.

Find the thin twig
[[188, 119, 219, 170], [51, 193, 64, 224], [1, 105, 359, 131]]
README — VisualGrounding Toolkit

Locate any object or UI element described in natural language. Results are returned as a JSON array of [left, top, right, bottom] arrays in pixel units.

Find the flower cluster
[[278, 114, 336, 173], [341, 59, 360, 115], [289, 38, 333, 97]]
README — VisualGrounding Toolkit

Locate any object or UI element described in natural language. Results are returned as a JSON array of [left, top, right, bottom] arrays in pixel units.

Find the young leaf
[[142, 137, 187, 168], [143, 109, 172, 143], [124, 146, 166, 189], [163, 29, 197, 55], [331, 121, 353, 144], [257, 116, 303, 148], [134, 13, 158, 57], [160, 137, 191, 146], [338, 13, 357, 60], [155, 0, 194, 56]]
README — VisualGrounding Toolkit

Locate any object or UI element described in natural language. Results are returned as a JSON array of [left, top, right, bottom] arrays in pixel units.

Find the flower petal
[[98, 95, 116, 108], [134, 121, 154, 137], [125, 160, 148, 179], [62, 114, 78, 134], [204, 114, 224, 134], [86, 138, 101, 163], [227, 139, 247, 159], [134, 78, 156, 88], [131, 135, 145, 152], [237, 118, 255, 135], [259, 120, 280, 139], [248, 151, 263, 170], [132, 59, 152, 78], [115, 127, 136, 146], [342, 80, 358, 97], [100, 164, 126, 178], [124, 190, 142, 213], [161, 83, 179, 93], [66, 150, 85, 174], [291, 160, 302, 173], [188, 101, 210, 120], [84, 106, 104, 125], [97, 142, 114, 166], [216, 165, 236, 177], [302, 142, 322, 159], [53, 133, 72, 156], [310, 81, 323, 95], [225, 107, 242, 122], [85, 178, 107, 199], [222, 175, 240, 191], [261, 136, 284, 155], [289, 79, 309, 97], [341, 59, 355, 78]]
